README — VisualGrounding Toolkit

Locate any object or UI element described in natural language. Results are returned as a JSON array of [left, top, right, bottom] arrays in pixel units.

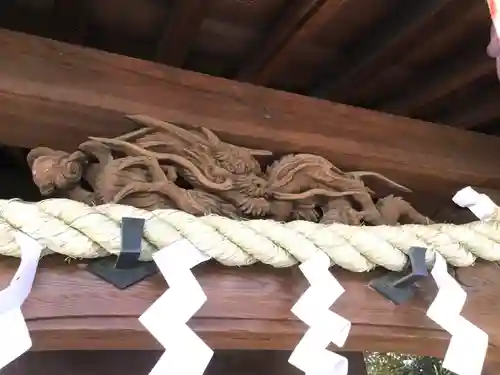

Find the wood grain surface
[[1, 29, 500, 195]]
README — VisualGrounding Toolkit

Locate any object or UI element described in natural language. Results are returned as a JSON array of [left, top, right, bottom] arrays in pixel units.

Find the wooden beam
[[237, 0, 347, 85], [155, 0, 212, 66], [345, 352, 368, 375], [310, 0, 455, 100], [2, 350, 305, 375], [1, 30, 500, 195], [1, 350, 367, 375], [3, 256, 500, 360]]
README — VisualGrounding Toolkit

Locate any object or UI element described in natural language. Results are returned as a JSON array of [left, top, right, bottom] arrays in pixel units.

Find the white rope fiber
[[0, 198, 499, 272]]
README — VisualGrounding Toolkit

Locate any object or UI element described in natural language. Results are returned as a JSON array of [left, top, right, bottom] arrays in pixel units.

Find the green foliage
[[365, 352, 455, 375]]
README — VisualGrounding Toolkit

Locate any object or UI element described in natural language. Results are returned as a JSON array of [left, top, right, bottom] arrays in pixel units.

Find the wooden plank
[[237, 0, 330, 83], [1, 255, 499, 359], [310, 0, 455, 100], [341, 1, 490, 105], [381, 53, 494, 116], [345, 352, 369, 375], [237, 0, 394, 87], [2, 30, 500, 195], [439, 88, 500, 129], [50, 0, 88, 45], [2, 350, 367, 375], [155, 0, 212, 66], [3, 351, 164, 375], [2, 350, 302, 375]]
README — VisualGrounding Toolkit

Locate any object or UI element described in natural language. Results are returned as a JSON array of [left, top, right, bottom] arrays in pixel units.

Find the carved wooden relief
[[27, 114, 431, 226]]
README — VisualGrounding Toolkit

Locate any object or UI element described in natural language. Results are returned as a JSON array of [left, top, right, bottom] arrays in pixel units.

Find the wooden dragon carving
[[27, 114, 432, 226], [91, 114, 274, 217]]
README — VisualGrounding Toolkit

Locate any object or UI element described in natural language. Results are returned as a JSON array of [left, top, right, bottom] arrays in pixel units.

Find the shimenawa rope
[[1, 198, 499, 272]]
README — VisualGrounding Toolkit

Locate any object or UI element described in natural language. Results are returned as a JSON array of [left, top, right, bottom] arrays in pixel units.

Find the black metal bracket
[[370, 246, 429, 305], [87, 217, 158, 289]]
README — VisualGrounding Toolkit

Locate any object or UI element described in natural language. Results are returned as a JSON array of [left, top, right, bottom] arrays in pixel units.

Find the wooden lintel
[[3, 256, 499, 360], [2, 349, 366, 375], [1, 30, 500, 194]]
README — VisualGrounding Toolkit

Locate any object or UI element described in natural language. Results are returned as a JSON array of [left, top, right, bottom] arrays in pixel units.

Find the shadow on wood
[[2, 350, 369, 375]]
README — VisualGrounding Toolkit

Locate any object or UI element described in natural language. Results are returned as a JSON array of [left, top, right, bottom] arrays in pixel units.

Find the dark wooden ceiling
[[1, 0, 499, 135]]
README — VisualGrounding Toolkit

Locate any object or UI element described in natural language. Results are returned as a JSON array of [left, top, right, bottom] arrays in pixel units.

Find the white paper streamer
[[0, 232, 43, 370], [289, 251, 351, 375], [424, 186, 492, 375], [427, 253, 488, 375], [452, 186, 497, 220], [139, 239, 213, 375]]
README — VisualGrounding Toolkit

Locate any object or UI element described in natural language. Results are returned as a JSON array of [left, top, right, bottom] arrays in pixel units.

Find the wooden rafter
[[50, 0, 88, 45], [0, 0, 498, 137], [381, 52, 495, 116], [237, 0, 348, 85], [340, 1, 490, 105], [310, 0, 457, 101], [155, 0, 212, 66], [2, 30, 500, 195], [439, 88, 500, 129]]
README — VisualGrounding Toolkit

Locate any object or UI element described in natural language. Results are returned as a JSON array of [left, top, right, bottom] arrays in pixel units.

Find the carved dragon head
[[212, 145, 265, 175], [229, 173, 272, 217], [27, 147, 87, 196]]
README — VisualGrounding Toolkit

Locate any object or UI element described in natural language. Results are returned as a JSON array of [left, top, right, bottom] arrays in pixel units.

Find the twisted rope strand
[[0, 198, 499, 272]]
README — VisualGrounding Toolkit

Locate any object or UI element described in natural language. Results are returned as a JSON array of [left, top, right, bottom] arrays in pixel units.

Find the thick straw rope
[[0, 198, 499, 272]]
